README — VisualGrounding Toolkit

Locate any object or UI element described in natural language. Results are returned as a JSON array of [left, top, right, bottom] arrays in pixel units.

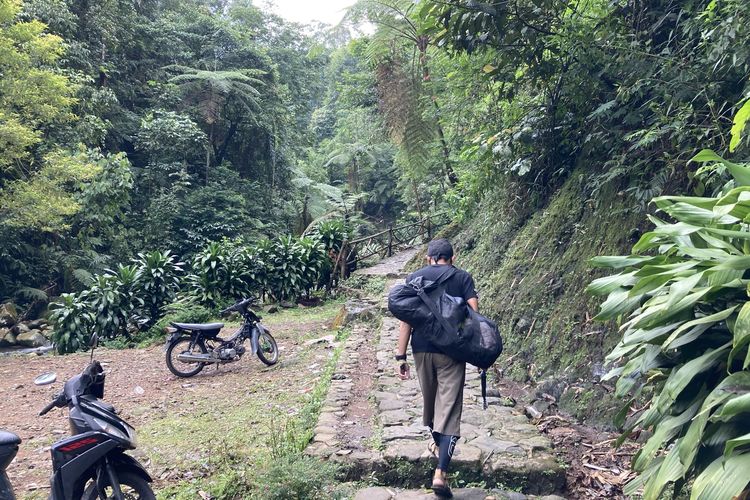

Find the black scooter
[[0, 335, 154, 500], [164, 297, 279, 378]]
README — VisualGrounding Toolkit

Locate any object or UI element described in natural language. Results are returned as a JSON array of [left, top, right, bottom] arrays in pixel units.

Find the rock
[[490, 491, 527, 500], [305, 335, 336, 347], [468, 436, 525, 456], [26, 319, 47, 330], [279, 301, 295, 309], [11, 322, 29, 335], [515, 317, 530, 330], [382, 425, 425, 442], [525, 405, 543, 420], [333, 300, 378, 328], [0, 303, 18, 327], [264, 304, 280, 314], [0, 328, 16, 347], [16, 330, 48, 348], [354, 487, 394, 500], [384, 441, 427, 462]]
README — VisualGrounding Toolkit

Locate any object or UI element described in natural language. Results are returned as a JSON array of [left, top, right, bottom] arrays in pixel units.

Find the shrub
[[49, 293, 94, 354], [590, 150, 750, 499], [83, 265, 144, 339], [253, 237, 305, 301], [185, 240, 256, 308], [310, 220, 350, 253], [298, 237, 330, 296], [134, 250, 183, 327]]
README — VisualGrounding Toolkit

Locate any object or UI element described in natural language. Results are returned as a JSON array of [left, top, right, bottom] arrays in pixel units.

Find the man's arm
[[468, 297, 478, 312], [396, 321, 412, 380], [397, 321, 411, 355]]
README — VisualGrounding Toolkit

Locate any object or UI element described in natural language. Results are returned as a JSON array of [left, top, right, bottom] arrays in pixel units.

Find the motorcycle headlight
[[92, 417, 137, 447]]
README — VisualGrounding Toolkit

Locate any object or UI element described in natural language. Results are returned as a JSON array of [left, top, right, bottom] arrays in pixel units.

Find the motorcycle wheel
[[166, 337, 207, 377], [81, 471, 155, 500], [257, 331, 279, 366]]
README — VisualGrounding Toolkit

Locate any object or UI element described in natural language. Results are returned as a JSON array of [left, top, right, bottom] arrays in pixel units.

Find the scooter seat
[[0, 430, 20, 446], [171, 322, 224, 332]]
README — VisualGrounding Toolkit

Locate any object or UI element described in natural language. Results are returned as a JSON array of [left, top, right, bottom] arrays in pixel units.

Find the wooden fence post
[[387, 224, 393, 257]]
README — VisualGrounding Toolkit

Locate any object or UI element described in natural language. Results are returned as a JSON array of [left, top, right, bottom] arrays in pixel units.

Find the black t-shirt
[[406, 264, 478, 353]]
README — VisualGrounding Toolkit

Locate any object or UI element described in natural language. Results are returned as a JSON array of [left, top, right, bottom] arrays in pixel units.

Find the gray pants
[[413, 352, 466, 437]]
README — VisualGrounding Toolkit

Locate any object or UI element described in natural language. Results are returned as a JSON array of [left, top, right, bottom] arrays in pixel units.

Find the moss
[[455, 170, 645, 421]]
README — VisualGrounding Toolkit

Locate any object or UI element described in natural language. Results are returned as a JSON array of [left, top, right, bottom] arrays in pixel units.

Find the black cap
[[427, 238, 454, 261]]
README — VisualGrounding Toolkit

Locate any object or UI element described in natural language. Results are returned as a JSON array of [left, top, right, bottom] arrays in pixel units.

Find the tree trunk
[[417, 35, 458, 186]]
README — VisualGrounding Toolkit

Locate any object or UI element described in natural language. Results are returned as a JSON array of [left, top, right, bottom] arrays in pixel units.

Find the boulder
[[26, 319, 47, 330], [0, 303, 18, 327], [264, 304, 280, 314], [0, 328, 16, 347], [16, 330, 48, 348], [11, 322, 30, 335]]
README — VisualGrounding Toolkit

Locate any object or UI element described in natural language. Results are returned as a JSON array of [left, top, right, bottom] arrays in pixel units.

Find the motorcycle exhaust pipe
[[177, 353, 216, 363]]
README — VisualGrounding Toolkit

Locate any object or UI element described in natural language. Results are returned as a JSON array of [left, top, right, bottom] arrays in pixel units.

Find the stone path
[[306, 249, 566, 497], [355, 247, 421, 277]]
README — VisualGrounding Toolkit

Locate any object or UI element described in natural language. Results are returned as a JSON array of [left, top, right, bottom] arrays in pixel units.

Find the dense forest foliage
[[0, 0, 398, 307], [3, 0, 748, 305]]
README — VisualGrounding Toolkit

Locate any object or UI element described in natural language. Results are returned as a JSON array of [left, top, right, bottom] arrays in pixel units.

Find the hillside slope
[[451, 171, 646, 422]]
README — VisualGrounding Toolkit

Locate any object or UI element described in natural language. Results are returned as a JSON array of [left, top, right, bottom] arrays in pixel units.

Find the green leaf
[[661, 307, 736, 349], [590, 255, 650, 269], [692, 149, 750, 186], [633, 399, 700, 473], [724, 431, 750, 458], [655, 344, 730, 414], [730, 99, 750, 153], [718, 393, 750, 419], [690, 453, 750, 500], [729, 301, 750, 369], [586, 272, 636, 296], [594, 289, 643, 321]]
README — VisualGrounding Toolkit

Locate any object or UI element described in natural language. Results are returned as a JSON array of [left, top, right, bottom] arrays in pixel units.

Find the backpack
[[388, 267, 503, 409]]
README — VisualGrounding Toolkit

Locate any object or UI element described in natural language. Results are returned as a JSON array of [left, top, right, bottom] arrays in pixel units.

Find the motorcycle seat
[[171, 322, 224, 332], [0, 430, 20, 446]]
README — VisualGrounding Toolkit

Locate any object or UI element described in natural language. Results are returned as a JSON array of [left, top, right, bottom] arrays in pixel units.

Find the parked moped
[[0, 335, 154, 500], [165, 298, 279, 378]]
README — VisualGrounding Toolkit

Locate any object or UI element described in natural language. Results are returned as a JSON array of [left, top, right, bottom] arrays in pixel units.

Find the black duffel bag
[[388, 268, 504, 408]]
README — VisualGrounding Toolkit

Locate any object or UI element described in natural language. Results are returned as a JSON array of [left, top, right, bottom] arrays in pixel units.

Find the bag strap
[[434, 266, 457, 286], [415, 267, 457, 336], [481, 369, 488, 410]]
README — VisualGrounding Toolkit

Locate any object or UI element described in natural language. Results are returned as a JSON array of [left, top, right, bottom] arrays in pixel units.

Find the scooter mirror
[[33, 372, 57, 386]]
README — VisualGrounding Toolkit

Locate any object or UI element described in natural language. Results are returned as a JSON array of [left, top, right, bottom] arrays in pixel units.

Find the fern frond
[[15, 287, 49, 302]]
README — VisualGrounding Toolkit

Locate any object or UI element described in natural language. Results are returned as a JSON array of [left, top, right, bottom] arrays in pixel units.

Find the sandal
[[427, 441, 438, 458], [431, 469, 452, 498]]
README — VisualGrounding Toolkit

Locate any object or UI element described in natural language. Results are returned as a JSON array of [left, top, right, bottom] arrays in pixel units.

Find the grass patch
[[145, 299, 351, 499], [342, 275, 387, 296]]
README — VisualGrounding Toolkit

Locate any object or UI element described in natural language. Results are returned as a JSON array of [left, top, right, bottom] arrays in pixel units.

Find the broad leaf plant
[[590, 151, 750, 499]]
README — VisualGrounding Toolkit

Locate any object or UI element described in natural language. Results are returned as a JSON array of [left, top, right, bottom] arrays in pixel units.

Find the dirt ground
[[0, 308, 340, 498]]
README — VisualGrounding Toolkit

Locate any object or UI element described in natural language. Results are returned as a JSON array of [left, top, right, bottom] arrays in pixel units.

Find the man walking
[[394, 238, 478, 498]]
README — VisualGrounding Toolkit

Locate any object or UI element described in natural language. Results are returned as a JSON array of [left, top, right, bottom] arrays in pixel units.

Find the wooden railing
[[330, 212, 450, 281]]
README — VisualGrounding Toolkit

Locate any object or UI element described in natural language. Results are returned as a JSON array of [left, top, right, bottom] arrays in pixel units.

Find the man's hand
[[396, 360, 410, 380]]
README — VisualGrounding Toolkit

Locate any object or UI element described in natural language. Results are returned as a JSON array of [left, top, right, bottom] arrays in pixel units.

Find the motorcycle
[[164, 298, 279, 378], [0, 335, 154, 500]]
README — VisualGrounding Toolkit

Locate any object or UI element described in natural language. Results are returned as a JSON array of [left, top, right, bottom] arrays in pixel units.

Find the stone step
[[353, 486, 567, 500], [307, 261, 566, 495]]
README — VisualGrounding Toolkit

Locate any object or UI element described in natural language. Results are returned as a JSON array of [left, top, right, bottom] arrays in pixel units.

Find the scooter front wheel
[[257, 331, 279, 366], [81, 470, 155, 500], [166, 337, 207, 377]]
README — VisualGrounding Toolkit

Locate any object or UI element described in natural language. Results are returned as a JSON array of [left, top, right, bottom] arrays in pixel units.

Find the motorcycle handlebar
[[39, 394, 62, 416], [220, 298, 254, 316]]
